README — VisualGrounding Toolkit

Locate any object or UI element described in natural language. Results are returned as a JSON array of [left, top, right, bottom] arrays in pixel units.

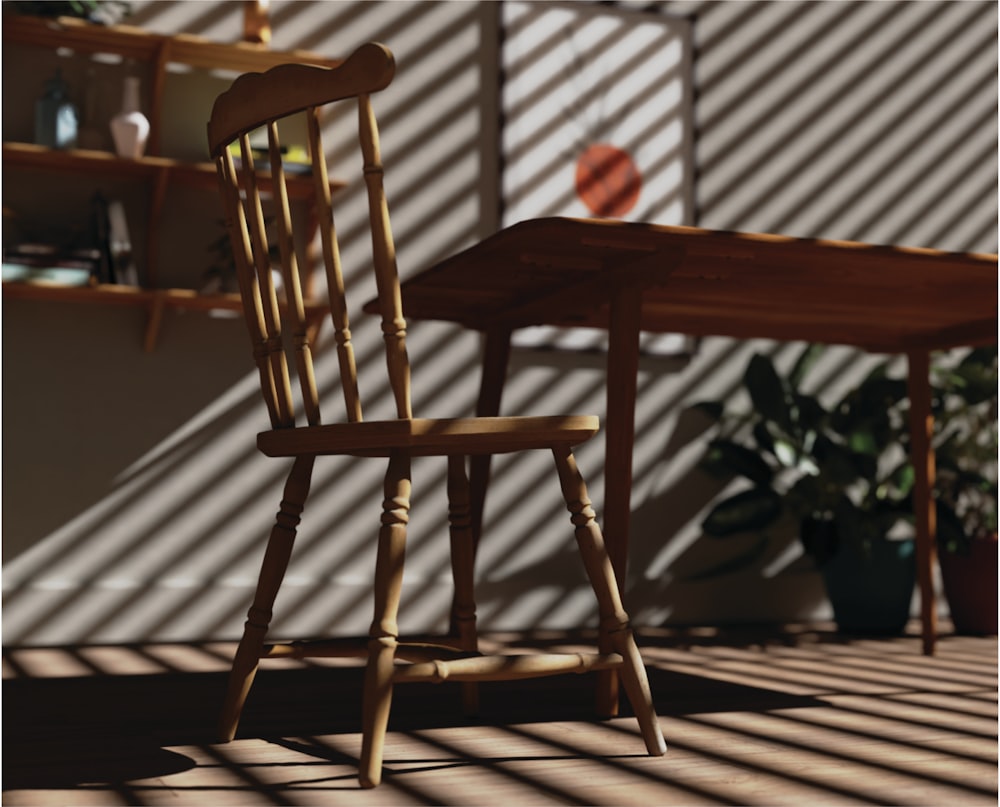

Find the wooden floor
[[3, 622, 996, 806]]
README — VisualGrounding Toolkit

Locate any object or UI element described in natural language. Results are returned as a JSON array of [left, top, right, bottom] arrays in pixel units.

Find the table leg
[[598, 283, 643, 716], [470, 327, 512, 543], [907, 350, 938, 656]]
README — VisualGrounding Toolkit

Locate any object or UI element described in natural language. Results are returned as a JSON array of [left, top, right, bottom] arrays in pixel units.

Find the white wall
[[3, 1, 996, 645]]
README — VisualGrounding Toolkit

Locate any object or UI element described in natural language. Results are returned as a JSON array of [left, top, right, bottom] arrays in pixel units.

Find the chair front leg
[[359, 450, 411, 788], [219, 455, 315, 742], [552, 446, 666, 757]]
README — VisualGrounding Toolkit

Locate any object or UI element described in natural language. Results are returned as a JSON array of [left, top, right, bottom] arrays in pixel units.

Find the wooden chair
[[206, 41, 666, 788]]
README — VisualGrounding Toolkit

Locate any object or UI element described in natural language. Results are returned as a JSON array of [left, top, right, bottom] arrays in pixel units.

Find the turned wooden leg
[[552, 447, 666, 757], [359, 451, 411, 788], [907, 350, 939, 656], [219, 455, 314, 742], [447, 454, 480, 715], [600, 282, 643, 716], [469, 326, 512, 543]]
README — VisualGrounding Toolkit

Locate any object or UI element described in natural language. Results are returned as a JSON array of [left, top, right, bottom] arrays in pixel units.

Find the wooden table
[[391, 217, 997, 666]]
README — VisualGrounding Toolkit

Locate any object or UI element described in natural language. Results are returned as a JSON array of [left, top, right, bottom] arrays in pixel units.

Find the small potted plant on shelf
[[931, 346, 998, 636], [11, 1, 131, 25], [693, 344, 917, 635]]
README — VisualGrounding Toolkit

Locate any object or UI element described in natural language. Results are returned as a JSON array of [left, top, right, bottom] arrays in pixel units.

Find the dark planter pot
[[939, 535, 998, 636], [820, 538, 916, 635]]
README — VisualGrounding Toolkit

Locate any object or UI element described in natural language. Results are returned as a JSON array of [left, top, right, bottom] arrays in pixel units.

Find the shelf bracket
[[144, 292, 166, 352]]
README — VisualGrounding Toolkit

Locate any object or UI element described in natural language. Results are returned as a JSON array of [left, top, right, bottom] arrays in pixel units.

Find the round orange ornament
[[574, 143, 642, 217]]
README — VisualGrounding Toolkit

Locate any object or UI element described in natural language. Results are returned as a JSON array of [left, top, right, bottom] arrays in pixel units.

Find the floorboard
[[3, 623, 996, 805]]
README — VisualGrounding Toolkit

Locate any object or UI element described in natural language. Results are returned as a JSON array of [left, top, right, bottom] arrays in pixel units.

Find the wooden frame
[[499, 0, 696, 356]]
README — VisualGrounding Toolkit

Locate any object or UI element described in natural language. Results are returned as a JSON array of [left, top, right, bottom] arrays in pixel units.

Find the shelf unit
[[2, 14, 342, 350]]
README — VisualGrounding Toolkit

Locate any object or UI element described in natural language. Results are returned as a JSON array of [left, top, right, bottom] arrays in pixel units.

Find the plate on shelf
[[2, 262, 93, 287]]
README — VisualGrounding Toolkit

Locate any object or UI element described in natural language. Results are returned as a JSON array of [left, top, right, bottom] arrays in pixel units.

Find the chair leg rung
[[263, 638, 369, 659], [392, 652, 623, 684], [262, 637, 478, 661]]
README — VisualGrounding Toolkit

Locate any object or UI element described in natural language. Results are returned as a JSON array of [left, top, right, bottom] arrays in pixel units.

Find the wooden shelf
[[2, 142, 343, 199], [3, 14, 342, 351], [2, 281, 329, 353], [1, 14, 341, 73]]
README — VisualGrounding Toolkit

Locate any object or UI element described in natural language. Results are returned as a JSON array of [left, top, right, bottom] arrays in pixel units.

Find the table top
[[395, 217, 998, 353]]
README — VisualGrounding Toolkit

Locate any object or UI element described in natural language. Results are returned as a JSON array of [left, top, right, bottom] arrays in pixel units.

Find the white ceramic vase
[[110, 77, 150, 159]]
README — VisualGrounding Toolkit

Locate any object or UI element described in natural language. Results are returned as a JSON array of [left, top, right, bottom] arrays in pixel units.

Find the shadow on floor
[[4, 623, 995, 802]]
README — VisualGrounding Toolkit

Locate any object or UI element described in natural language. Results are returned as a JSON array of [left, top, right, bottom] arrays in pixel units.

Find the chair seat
[[257, 415, 600, 457]]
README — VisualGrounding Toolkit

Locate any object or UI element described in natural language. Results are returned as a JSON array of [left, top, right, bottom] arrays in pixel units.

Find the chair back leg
[[447, 454, 480, 715]]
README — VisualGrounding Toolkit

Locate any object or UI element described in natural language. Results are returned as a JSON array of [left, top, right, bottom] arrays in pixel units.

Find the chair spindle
[[266, 121, 322, 426], [358, 93, 411, 420], [308, 105, 364, 423]]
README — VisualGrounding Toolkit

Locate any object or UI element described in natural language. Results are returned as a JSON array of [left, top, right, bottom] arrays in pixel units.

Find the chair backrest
[[207, 42, 410, 429]]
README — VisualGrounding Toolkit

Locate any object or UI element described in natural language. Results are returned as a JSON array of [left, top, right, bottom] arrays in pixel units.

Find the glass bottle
[[35, 68, 78, 149]]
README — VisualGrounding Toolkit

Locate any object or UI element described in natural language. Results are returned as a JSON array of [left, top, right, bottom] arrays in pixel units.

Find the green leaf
[[753, 420, 777, 456], [834, 364, 906, 435], [885, 461, 915, 498], [789, 474, 838, 516], [702, 488, 783, 536], [773, 439, 798, 468], [744, 353, 793, 434], [788, 343, 825, 390], [949, 360, 998, 405], [953, 467, 994, 491], [813, 436, 872, 486], [793, 393, 827, 433], [959, 345, 998, 373], [796, 454, 820, 476], [701, 439, 775, 486], [858, 372, 908, 411], [847, 429, 879, 455]]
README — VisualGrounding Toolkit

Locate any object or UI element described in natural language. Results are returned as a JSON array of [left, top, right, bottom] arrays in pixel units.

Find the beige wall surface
[[3, 1, 996, 645]]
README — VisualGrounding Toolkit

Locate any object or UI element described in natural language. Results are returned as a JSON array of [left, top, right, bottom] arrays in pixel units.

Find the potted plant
[[694, 344, 917, 634], [11, 1, 132, 25], [931, 346, 997, 635]]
